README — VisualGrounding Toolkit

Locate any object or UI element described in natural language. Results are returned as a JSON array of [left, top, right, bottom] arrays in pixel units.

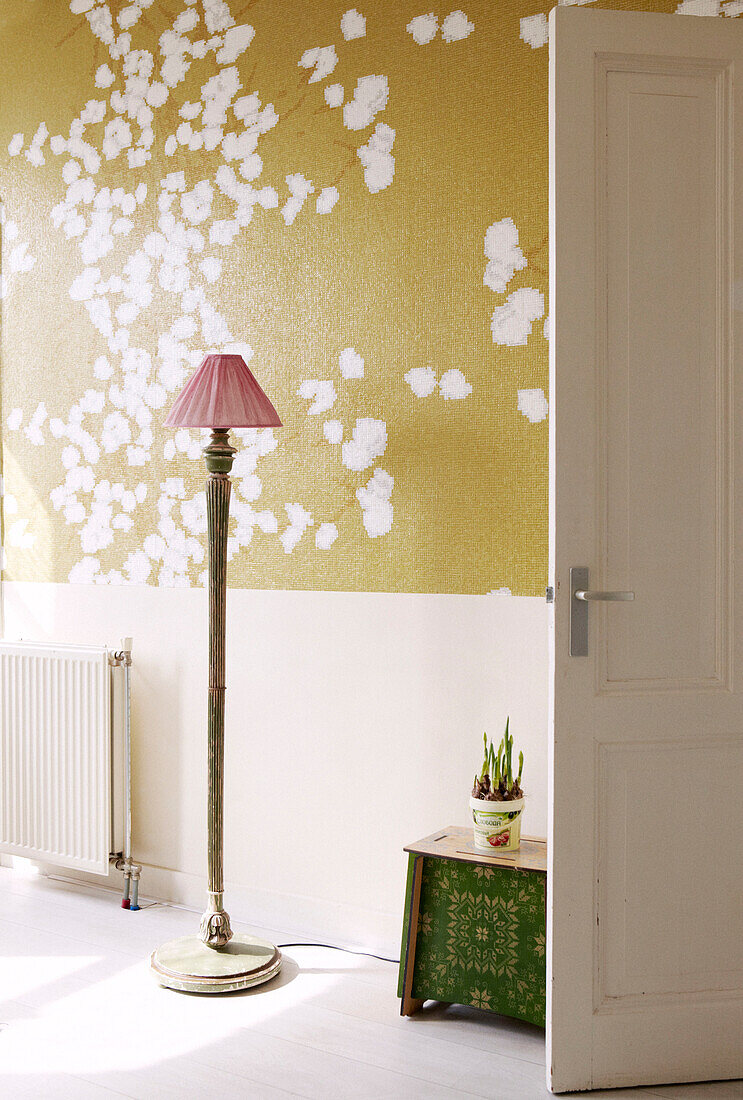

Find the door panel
[[601, 58, 729, 691], [549, 8, 743, 1092], [598, 737, 743, 1001]]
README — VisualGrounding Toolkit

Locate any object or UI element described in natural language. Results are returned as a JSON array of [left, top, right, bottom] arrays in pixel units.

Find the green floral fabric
[[404, 855, 546, 1027]]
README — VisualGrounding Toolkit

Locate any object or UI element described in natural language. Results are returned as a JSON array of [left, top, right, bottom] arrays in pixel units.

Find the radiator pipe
[[110, 638, 140, 910], [111, 854, 141, 908], [130, 863, 140, 910]]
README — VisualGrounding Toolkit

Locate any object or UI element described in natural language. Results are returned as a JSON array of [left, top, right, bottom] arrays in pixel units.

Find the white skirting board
[[1, 580, 549, 957], [19, 856, 404, 959]]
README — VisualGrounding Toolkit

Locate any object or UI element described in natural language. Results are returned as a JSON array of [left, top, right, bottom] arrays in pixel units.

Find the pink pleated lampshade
[[165, 354, 282, 429]]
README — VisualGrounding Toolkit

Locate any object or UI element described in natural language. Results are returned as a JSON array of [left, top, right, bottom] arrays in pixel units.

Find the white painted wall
[[1, 580, 548, 957]]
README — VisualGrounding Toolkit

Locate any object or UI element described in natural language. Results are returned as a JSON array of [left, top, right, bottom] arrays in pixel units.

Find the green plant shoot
[[504, 720, 513, 786], [480, 732, 489, 780]]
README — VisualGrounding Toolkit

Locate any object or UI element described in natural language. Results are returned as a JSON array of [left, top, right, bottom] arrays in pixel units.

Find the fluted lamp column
[[150, 353, 283, 994]]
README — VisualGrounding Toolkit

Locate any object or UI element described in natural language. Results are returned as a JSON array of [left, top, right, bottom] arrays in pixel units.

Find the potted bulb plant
[[469, 718, 525, 851]]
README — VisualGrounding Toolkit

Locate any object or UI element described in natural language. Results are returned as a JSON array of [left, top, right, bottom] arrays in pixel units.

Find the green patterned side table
[[398, 827, 546, 1027]]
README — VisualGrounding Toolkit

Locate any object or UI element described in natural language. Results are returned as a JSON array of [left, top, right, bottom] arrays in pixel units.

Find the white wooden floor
[[0, 868, 740, 1100]]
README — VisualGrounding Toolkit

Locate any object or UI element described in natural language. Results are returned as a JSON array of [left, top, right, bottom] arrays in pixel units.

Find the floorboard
[[0, 868, 739, 1099]]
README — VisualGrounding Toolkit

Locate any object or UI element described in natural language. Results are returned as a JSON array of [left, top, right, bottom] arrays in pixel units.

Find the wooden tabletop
[[404, 826, 547, 872]]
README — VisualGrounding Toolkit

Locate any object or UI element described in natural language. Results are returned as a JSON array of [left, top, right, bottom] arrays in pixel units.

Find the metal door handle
[[570, 567, 634, 656], [574, 590, 634, 601]]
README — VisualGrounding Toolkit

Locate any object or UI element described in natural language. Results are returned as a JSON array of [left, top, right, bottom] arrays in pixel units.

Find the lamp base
[[150, 934, 282, 994]]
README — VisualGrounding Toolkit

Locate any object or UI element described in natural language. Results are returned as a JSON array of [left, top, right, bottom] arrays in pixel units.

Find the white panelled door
[[548, 8, 743, 1093]]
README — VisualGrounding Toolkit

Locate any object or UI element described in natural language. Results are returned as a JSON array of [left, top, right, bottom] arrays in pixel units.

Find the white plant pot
[[469, 794, 525, 851]]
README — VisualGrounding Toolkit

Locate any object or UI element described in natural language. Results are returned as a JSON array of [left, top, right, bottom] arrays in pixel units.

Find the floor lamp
[[150, 353, 283, 994]]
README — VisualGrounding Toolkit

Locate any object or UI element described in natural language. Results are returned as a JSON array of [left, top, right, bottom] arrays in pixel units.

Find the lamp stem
[[199, 428, 236, 949]]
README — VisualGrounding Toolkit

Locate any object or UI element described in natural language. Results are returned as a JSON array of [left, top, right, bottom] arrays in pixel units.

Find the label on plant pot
[[469, 796, 524, 851]]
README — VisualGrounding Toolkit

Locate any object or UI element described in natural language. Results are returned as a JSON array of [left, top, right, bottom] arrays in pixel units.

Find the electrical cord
[[277, 942, 399, 965]]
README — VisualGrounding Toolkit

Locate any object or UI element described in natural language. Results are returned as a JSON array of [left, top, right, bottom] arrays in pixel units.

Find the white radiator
[[0, 641, 126, 876]]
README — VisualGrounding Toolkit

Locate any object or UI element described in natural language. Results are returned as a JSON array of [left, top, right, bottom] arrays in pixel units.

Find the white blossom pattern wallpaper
[[0, 0, 733, 595]]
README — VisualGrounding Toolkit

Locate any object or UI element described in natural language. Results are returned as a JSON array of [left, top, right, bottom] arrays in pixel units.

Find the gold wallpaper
[[0, 0, 719, 594]]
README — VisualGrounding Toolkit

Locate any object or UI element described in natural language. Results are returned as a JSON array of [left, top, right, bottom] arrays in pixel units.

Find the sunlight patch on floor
[[0, 955, 102, 1004], [0, 954, 340, 1076]]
